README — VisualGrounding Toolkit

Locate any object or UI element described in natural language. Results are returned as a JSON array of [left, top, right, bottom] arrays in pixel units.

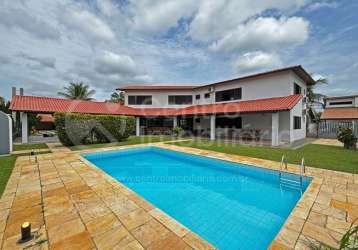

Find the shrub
[[54, 112, 135, 146], [337, 127, 357, 150], [172, 126, 184, 137]]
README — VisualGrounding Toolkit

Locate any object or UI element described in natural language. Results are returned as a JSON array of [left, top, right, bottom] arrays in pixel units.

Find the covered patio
[[10, 94, 303, 147]]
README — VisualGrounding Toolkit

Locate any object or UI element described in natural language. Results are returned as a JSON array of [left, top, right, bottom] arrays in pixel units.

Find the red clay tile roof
[[10, 95, 137, 115], [321, 108, 358, 120], [10, 94, 302, 116], [117, 85, 197, 91], [176, 94, 302, 116]]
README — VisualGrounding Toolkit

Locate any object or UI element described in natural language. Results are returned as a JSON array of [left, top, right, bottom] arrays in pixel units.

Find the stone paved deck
[[0, 142, 357, 249]]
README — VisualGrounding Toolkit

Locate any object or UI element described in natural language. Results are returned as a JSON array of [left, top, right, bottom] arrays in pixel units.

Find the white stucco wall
[[326, 97, 356, 108], [124, 70, 308, 108], [290, 99, 306, 142]]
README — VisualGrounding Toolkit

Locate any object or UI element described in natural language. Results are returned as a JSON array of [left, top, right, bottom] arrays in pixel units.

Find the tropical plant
[[108, 91, 124, 103], [307, 77, 328, 107], [0, 96, 10, 113], [172, 126, 184, 137], [58, 82, 95, 100], [308, 109, 322, 138], [337, 127, 357, 150]]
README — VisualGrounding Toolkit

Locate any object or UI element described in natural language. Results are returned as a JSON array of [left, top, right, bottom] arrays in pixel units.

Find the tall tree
[[0, 96, 10, 113], [108, 91, 124, 103], [58, 82, 95, 100]]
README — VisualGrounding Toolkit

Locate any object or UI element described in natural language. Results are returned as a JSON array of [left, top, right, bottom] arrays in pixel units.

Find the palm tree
[[58, 82, 96, 100], [306, 76, 328, 137], [108, 91, 124, 103]]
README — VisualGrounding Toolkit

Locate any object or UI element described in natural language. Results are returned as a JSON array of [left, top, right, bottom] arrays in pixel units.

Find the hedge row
[[54, 112, 135, 146]]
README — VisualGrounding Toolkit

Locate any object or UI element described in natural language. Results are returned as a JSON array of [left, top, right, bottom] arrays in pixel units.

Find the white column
[[136, 117, 140, 136], [210, 114, 216, 140], [271, 112, 279, 146], [173, 117, 178, 128], [21, 112, 28, 144], [8, 114, 13, 152]]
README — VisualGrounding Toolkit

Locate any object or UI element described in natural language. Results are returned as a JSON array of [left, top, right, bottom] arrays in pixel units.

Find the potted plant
[[172, 127, 184, 137], [337, 127, 357, 150]]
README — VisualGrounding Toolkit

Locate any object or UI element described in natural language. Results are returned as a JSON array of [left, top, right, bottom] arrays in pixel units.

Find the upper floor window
[[128, 95, 152, 105], [215, 88, 242, 102], [195, 94, 200, 100], [329, 101, 353, 106], [168, 95, 193, 105], [204, 93, 210, 99], [294, 83, 302, 95], [294, 116, 301, 130]]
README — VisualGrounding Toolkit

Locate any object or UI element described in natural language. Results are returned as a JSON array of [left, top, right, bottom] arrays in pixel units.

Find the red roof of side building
[[10, 94, 302, 116], [321, 108, 358, 120], [37, 114, 55, 122]]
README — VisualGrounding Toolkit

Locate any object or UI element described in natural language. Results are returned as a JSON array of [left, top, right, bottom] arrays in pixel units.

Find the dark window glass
[[329, 101, 353, 106], [168, 95, 193, 105], [204, 93, 210, 98], [294, 116, 301, 130], [128, 95, 152, 105], [294, 83, 302, 94], [195, 94, 200, 100], [215, 88, 242, 102], [216, 116, 242, 129]]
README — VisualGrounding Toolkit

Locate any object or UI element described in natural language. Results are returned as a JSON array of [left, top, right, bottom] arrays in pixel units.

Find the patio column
[[173, 116, 178, 128], [271, 112, 279, 146], [21, 112, 28, 143], [136, 117, 140, 136], [210, 114, 216, 140]]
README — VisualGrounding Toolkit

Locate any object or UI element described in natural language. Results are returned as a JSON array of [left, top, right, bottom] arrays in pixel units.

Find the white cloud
[[189, 0, 309, 42], [128, 0, 199, 33], [95, 51, 139, 76], [210, 17, 309, 52], [18, 52, 56, 69], [61, 9, 115, 41], [232, 51, 282, 74], [306, 1, 339, 12], [0, 7, 60, 40]]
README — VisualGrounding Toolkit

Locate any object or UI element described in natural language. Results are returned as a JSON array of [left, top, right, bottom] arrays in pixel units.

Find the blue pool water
[[84, 147, 311, 250]]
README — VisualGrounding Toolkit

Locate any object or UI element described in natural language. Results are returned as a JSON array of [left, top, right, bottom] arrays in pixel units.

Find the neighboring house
[[320, 95, 358, 137], [36, 114, 55, 130], [10, 65, 315, 146]]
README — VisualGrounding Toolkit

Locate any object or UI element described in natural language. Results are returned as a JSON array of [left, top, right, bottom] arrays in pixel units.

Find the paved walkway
[[11, 148, 51, 155], [0, 142, 357, 249], [312, 139, 344, 147]]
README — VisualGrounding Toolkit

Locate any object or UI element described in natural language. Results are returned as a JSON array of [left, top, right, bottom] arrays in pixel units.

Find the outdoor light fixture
[[21, 222, 31, 241]]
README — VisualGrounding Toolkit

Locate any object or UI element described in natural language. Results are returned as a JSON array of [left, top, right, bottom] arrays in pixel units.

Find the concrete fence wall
[[0, 111, 12, 155]]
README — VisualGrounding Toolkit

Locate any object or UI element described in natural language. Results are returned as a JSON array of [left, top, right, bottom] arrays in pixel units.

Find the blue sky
[[0, 0, 357, 101]]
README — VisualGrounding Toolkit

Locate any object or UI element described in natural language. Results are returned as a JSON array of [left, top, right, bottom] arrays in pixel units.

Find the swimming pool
[[84, 147, 311, 250]]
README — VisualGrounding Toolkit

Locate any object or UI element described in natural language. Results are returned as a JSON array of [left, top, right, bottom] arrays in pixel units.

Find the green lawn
[[13, 143, 49, 151], [168, 140, 358, 174], [70, 136, 177, 151], [0, 155, 17, 196]]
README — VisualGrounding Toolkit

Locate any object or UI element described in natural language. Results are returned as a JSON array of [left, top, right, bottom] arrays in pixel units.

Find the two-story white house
[[10, 65, 315, 146], [118, 65, 315, 146]]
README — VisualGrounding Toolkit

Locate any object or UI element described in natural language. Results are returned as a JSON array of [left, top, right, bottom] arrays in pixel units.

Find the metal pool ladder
[[279, 155, 305, 194]]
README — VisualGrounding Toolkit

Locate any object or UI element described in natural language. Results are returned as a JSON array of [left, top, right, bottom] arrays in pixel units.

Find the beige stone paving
[[311, 139, 344, 147], [0, 141, 357, 249], [11, 148, 51, 155]]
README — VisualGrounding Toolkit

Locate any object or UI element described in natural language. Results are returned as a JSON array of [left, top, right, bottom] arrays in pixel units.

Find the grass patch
[[168, 140, 358, 174], [13, 143, 49, 151], [70, 136, 177, 151], [0, 155, 17, 196]]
